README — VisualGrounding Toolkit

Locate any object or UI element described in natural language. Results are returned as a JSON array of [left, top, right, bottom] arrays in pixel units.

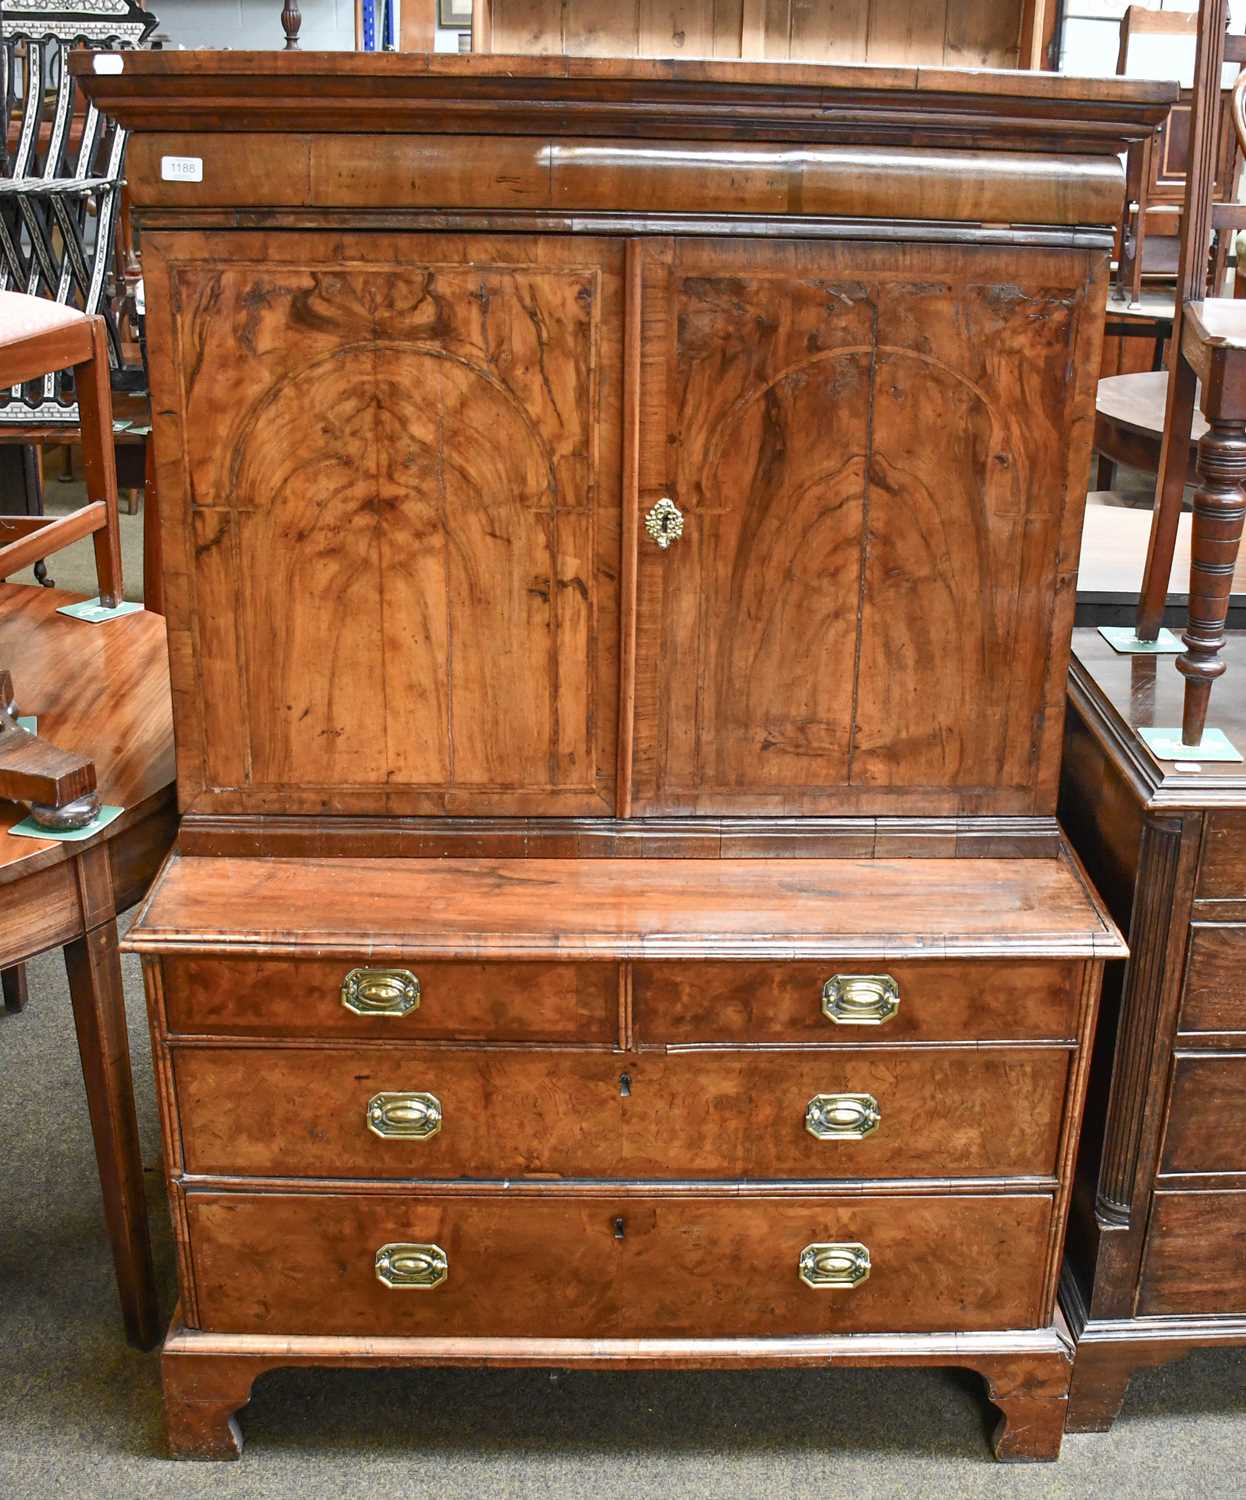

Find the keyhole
[[613, 1217, 626, 1240], [619, 1072, 632, 1097]]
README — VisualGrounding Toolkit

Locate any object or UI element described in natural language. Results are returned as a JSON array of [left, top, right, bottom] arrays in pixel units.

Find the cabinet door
[[630, 237, 1104, 816], [146, 232, 622, 817]]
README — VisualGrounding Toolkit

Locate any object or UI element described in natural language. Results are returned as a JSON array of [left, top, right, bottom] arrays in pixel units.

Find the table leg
[[64, 921, 160, 1350], [2, 963, 28, 1013], [1177, 415, 1246, 744]]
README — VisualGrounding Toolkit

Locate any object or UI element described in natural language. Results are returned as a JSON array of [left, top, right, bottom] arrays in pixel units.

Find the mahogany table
[[1095, 370, 1204, 486], [0, 581, 175, 1349]]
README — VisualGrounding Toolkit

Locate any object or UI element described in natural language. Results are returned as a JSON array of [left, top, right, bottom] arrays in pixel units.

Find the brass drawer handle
[[367, 1091, 442, 1140], [644, 496, 684, 549], [799, 1241, 871, 1290], [341, 967, 421, 1017], [821, 974, 899, 1026], [805, 1092, 880, 1141], [375, 1242, 448, 1290]]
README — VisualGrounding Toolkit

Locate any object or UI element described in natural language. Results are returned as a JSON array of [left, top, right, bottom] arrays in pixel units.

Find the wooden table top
[[1070, 627, 1246, 801], [1078, 492, 1246, 601], [0, 583, 174, 883], [1097, 370, 1208, 444]]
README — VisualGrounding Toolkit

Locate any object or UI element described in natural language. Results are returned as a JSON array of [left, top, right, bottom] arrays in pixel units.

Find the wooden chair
[[1114, 6, 1246, 308], [0, 2, 160, 605], [0, 291, 124, 607]]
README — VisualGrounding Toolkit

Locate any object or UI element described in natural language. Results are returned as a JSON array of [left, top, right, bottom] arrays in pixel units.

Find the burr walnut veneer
[[78, 50, 1168, 1462]]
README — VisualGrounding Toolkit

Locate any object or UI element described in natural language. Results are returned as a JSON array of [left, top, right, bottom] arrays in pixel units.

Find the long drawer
[[182, 1188, 1052, 1337], [172, 1044, 1070, 1181], [159, 955, 1082, 1044]]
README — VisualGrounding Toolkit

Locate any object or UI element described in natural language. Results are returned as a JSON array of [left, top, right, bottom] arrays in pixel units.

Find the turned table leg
[[64, 921, 160, 1350], [1177, 415, 1246, 744], [163, 1350, 261, 1460]]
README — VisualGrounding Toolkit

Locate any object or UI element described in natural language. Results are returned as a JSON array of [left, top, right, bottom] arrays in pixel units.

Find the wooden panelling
[[1180, 925, 1246, 1034], [144, 231, 622, 819], [632, 238, 1104, 817], [160, 957, 617, 1043], [126, 853, 1125, 962], [173, 1044, 1070, 1181], [479, 0, 1025, 67], [634, 960, 1082, 1043], [1161, 1055, 1246, 1174], [184, 1188, 1053, 1337], [1139, 1190, 1246, 1315]]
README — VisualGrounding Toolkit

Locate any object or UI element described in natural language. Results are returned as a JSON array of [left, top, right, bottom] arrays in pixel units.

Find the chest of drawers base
[[129, 850, 1123, 1462], [1059, 631, 1246, 1433], [158, 1321, 1077, 1463]]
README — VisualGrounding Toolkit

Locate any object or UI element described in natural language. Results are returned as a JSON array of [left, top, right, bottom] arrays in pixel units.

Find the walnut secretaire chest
[[77, 51, 1169, 1462]]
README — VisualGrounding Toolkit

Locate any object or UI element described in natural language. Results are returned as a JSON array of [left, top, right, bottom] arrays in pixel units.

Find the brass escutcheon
[[644, 496, 684, 549]]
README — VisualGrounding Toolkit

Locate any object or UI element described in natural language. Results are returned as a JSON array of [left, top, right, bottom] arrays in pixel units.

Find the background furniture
[[0, 291, 124, 607], [0, 2, 158, 597], [1095, 369, 1204, 489], [469, 0, 1060, 67], [1113, 7, 1246, 310], [1060, 628, 1246, 1430], [1076, 490, 1246, 631], [83, 49, 1167, 1463], [0, 581, 175, 1348]]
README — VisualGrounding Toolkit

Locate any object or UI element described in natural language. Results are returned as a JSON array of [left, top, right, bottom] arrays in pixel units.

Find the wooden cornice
[[74, 51, 1174, 155]]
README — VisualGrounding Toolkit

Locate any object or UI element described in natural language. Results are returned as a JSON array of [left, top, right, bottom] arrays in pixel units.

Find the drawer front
[[184, 1189, 1051, 1337], [173, 1045, 1070, 1181], [160, 958, 617, 1042], [1197, 813, 1246, 901], [1139, 1190, 1246, 1316], [1161, 1055, 1246, 1175], [633, 961, 1081, 1044], [1180, 927, 1246, 1036]]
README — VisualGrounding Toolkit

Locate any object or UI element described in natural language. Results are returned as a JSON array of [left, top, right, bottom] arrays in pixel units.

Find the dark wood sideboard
[[76, 51, 1171, 1462], [1060, 629, 1246, 1430]]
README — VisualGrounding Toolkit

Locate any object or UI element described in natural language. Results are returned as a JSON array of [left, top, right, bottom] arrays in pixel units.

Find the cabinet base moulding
[[160, 1320, 1074, 1463], [1061, 1276, 1246, 1434]]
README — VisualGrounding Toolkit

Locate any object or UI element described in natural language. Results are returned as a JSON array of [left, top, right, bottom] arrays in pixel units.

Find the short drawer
[[1180, 927, 1246, 1036], [172, 1044, 1070, 1181], [632, 960, 1082, 1044], [1197, 813, 1246, 901], [183, 1188, 1052, 1337], [1160, 1054, 1246, 1175], [1139, 1189, 1246, 1315], [159, 957, 617, 1042]]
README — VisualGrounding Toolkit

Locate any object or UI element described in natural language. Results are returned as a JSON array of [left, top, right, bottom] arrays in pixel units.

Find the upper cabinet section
[[78, 54, 1175, 822]]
